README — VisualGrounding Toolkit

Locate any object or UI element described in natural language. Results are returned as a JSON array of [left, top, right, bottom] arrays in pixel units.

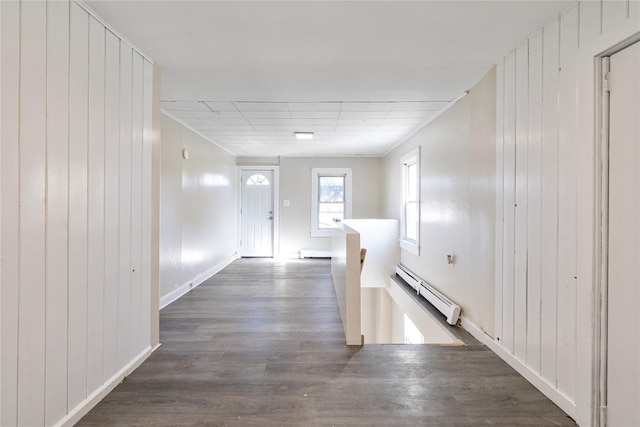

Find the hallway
[[79, 259, 576, 426]]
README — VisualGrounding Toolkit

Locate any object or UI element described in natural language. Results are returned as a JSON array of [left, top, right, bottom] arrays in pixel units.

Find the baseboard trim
[[460, 317, 577, 420], [299, 249, 331, 258], [159, 254, 238, 309], [56, 345, 154, 427]]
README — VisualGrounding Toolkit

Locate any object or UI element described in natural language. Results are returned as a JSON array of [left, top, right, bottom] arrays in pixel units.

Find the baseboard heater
[[395, 264, 461, 326]]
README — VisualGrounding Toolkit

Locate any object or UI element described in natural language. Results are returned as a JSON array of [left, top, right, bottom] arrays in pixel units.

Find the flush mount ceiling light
[[294, 132, 314, 140]]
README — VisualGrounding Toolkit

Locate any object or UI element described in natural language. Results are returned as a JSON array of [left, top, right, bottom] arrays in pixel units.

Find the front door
[[241, 170, 274, 257], [606, 40, 639, 427]]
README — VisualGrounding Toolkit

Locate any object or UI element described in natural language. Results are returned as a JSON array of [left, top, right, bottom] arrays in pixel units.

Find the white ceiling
[[161, 100, 452, 156], [86, 0, 571, 157]]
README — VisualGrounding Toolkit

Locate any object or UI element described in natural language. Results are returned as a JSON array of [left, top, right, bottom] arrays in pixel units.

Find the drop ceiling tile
[[290, 111, 340, 119], [202, 118, 250, 126], [241, 111, 292, 119], [193, 111, 220, 119], [337, 118, 383, 126], [202, 129, 240, 135], [340, 102, 395, 112], [251, 125, 277, 131], [229, 137, 252, 142], [377, 125, 416, 132], [392, 102, 425, 111], [313, 132, 336, 138], [247, 129, 291, 134], [385, 110, 435, 119], [245, 119, 273, 126], [420, 101, 451, 111], [195, 110, 245, 119], [238, 143, 270, 148], [382, 118, 429, 125], [287, 102, 342, 112], [253, 135, 290, 140], [274, 125, 336, 132], [338, 111, 389, 119], [161, 101, 209, 111], [206, 125, 255, 131], [269, 118, 337, 126], [161, 99, 453, 157], [204, 101, 237, 111], [310, 118, 339, 126], [335, 124, 379, 131], [234, 102, 289, 112]]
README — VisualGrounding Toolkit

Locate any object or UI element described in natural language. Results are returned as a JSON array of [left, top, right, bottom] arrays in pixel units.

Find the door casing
[[592, 32, 640, 427]]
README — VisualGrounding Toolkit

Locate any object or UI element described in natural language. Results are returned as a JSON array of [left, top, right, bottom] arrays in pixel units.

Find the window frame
[[310, 168, 352, 237], [400, 148, 420, 255]]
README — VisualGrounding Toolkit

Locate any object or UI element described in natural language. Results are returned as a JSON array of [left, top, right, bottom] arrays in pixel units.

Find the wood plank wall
[[494, 0, 634, 413], [0, 1, 154, 425]]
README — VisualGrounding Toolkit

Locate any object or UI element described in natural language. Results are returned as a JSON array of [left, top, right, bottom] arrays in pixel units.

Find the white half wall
[[1, 1, 156, 425], [331, 222, 362, 345], [159, 114, 238, 307], [343, 219, 399, 288]]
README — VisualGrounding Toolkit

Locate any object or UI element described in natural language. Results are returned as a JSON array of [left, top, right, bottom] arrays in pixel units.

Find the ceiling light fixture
[[294, 132, 314, 140]]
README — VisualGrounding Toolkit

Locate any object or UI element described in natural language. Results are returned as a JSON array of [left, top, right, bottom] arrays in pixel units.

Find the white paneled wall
[[0, 1, 154, 425], [495, 0, 637, 419]]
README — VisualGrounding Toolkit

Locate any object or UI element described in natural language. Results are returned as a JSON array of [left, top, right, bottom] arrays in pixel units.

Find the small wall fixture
[[182, 149, 190, 159], [294, 132, 314, 140]]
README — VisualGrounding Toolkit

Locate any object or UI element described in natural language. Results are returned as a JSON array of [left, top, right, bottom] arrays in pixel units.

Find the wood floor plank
[[79, 259, 576, 426]]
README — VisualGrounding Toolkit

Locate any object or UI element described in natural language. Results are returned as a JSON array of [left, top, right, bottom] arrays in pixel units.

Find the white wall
[[279, 157, 382, 257], [160, 114, 238, 307], [1, 1, 155, 425], [383, 69, 497, 337], [330, 223, 362, 345], [494, 1, 639, 424]]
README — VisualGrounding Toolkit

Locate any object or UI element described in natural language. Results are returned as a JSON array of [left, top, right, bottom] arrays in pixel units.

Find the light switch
[[283, 200, 290, 207]]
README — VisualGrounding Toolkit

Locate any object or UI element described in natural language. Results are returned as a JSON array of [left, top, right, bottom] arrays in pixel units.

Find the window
[[400, 148, 420, 255], [245, 174, 270, 186], [311, 168, 352, 237]]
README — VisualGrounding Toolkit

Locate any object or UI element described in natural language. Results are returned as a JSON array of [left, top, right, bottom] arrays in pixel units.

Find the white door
[[241, 170, 274, 257], [606, 41, 640, 427]]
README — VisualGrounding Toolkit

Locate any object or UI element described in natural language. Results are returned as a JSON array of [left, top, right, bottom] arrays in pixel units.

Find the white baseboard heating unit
[[395, 264, 461, 326]]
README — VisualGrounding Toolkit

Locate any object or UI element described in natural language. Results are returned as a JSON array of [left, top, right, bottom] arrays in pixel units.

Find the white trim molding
[[159, 253, 238, 309], [310, 168, 352, 238], [460, 317, 577, 420], [56, 346, 155, 427], [399, 147, 420, 255]]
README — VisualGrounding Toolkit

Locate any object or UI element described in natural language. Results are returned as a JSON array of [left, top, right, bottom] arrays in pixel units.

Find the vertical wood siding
[[494, 0, 635, 410], [45, 1, 71, 424], [0, 1, 154, 425], [526, 29, 543, 376]]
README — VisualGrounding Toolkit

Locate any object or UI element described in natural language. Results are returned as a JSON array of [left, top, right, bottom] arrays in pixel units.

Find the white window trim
[[400, 148, 420, 255], [311, 168, 352, 237]]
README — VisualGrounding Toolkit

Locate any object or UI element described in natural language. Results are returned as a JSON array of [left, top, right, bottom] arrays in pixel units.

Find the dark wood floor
[[79, 259, 576, 426]]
